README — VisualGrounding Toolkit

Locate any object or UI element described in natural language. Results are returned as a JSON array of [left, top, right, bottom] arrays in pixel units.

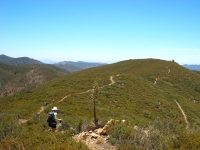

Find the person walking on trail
[[44, 102, 48, 106], [47, 107, 62, 132]]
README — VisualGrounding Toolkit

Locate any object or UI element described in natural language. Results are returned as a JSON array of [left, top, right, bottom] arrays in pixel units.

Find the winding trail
[[19, 106, 45, 124], [109, 76, 115, 86], [20, 75, 118, 124], [79, 75, 116, 94], [174, 99, 190, 129], [38, 106, 45, 114], [153, 65, 190, 129], [58, 94, 71, 103]]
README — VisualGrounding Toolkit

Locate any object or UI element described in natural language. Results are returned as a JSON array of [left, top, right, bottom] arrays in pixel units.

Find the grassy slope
[[1, 59, 200, 124], [1, 59, 200, 149]]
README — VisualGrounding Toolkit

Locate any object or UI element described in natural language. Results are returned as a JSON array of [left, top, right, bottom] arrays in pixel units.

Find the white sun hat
[[52, 107, 58, 111]]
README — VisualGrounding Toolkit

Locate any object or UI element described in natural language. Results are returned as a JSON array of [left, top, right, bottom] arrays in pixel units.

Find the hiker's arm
[[54, 113, 62, 120]]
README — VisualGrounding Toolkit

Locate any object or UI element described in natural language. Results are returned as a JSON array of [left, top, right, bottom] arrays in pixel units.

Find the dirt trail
[[38, 106, 45, 114], [58, 94, 71, 103], [174, 99, 190, 129], [80, 75, 117, 94], [19, 106, 45, 124], [79, 89, 93, 94], [109, 76, 115, 85], [20, 75, 117, 123], [18, 119, 28, 124]]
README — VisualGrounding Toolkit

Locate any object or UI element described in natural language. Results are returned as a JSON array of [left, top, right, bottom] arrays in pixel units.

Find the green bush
[[173, 131, 200, 149], [107, 118, 192, 150]]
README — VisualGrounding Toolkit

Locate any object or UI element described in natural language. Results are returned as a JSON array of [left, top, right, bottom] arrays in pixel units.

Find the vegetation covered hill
[[0, 62, 68, 97], [1, 59, 200, 149], [0, 54, 43, 66]]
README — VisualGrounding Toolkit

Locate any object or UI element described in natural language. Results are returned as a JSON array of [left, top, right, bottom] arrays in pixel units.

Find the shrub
[[107, 118, 189, 150], [173, 131, 200, 149]]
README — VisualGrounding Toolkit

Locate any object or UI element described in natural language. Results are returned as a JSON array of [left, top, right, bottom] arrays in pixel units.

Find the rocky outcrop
[[73, 119, 127, 150], [73, 130, 116, 150]]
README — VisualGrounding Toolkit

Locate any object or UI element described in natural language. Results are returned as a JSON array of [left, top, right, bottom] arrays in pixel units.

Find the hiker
[[47, 107, 62, 132], [52, 99, 54, 103], [44, 102, 48, 106]]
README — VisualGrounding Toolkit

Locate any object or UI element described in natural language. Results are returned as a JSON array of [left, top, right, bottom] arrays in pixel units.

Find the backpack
[[47, 112, 55, 123]]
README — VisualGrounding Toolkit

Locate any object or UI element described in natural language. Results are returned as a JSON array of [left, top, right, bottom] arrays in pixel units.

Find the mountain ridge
[[0, 54, 106, 72], [0, 54, 43, 66]]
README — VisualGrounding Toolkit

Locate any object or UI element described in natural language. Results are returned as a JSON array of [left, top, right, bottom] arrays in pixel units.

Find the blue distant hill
[[182, 64, 200, 71], [0, 54, 106, 73], [54, 61, 107, 72]]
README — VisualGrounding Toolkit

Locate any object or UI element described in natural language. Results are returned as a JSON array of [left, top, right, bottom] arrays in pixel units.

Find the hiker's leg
[[51, 123, 57, 132]]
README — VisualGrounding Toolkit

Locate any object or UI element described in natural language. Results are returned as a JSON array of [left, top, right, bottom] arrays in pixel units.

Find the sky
[[0, 0, 200, 64]]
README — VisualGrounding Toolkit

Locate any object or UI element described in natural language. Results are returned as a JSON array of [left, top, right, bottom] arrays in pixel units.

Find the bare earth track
[[174, 99, 190, 129], [153, 66, 190, 130]]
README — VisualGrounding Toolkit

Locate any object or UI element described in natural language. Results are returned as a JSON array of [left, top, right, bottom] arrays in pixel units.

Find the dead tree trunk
[[91, 81, 99, 126]]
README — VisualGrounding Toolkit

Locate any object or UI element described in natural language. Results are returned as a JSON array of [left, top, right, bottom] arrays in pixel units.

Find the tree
[[90, 81, 99, 126]]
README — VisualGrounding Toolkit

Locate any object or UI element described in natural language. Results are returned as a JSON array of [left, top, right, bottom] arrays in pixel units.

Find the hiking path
[[174, 99, 190, 129]]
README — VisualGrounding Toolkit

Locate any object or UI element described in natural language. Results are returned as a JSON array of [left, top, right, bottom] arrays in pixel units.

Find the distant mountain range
[[2, 54, 200, 72], [0, 54, 106, 72], [54, 61, 106, 72], [182, 64, 200, 71], [0, 54, 106, 96]]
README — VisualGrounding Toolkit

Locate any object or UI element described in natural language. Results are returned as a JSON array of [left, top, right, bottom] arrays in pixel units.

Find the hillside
[[0, 62, 68, 97], [0, 54, 43, 66], [1, 59, 200, 149]]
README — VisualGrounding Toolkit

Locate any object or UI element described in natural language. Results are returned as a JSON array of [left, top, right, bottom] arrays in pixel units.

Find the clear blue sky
[[0, 0, 200, 64]]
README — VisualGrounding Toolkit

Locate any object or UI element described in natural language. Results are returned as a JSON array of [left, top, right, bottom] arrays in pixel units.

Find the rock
[[91, 133, 98, 139], [144, 130, 149, 136], [134, 125, 139, 131], [99, 128, 107, 135], [94, 128, 102, 134]]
